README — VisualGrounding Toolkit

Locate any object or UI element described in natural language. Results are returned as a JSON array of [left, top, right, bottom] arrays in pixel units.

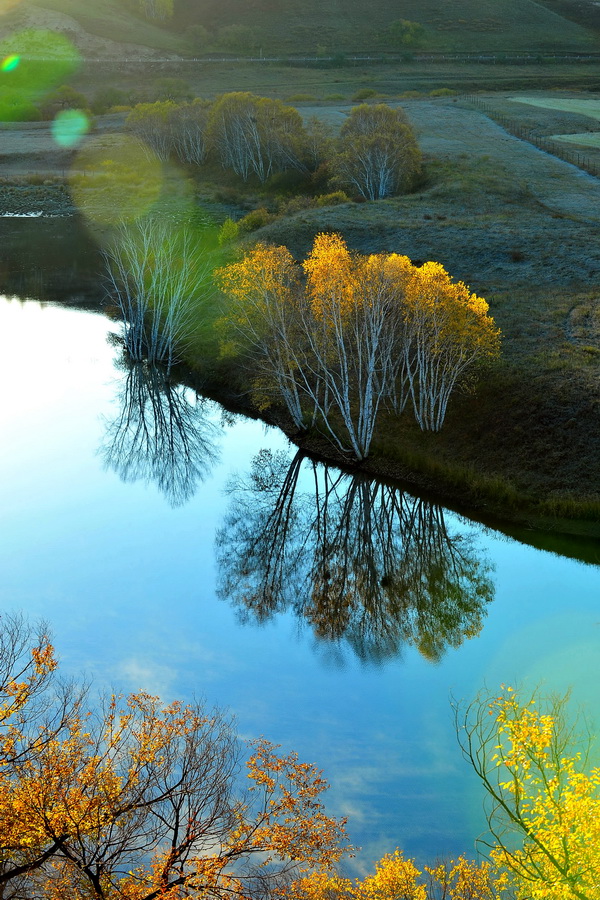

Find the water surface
[[0, 294, 599, 873]]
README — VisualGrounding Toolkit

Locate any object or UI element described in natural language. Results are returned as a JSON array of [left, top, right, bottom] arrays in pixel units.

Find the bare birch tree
[[125, 101, 176, 161], [170, 99, 211, 165], [334, 104, 422, 200], [208, 93, 307, 183], [104, 219, 214, 372]]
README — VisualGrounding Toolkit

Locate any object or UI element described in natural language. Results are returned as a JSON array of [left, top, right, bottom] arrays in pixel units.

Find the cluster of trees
[[218, 234, 500, 458], [291, 852, 501, 900], [126, 95, 422, 198], [217, 448, 494, 665], [126, 99, 211, 163], [336, 104, 422, 201], [0, 614, 349, 900]]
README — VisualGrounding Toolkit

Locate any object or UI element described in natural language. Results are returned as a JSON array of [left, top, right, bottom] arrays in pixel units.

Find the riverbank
[[3, 92, 600, 539], [178, 354, 600, 547]]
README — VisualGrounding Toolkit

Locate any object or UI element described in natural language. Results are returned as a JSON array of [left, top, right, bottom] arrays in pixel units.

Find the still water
[[0, 294, 599, 873]]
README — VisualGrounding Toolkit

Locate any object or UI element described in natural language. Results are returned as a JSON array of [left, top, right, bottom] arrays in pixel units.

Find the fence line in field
[[462, 93, 600, 177]]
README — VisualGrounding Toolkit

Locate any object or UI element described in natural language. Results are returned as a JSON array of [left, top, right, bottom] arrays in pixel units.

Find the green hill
[[12, 0, 600, 54]]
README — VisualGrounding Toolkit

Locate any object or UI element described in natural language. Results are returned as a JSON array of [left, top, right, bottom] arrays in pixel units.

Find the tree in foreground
[[0, 614, 349, 899], [218, 234, 500, 458], [456, 685, 600, 900]]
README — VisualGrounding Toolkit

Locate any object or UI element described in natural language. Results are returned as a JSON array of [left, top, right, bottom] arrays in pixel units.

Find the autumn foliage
[[0, 615, 349, 899], [218, 234, 500, 458], [286, 850, 503, 900], [457, 686, 600, 900]]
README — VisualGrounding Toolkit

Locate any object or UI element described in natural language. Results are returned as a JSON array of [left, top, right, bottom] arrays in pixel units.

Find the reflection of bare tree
[[216, 450, 494, 664], [100, 360, 220, 507]]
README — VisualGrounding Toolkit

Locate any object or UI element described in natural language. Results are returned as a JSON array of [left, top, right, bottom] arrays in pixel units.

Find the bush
[[153, 77, 192, 102], [352, 88, 378, 102], [217, 24, 259, 53], [277, 195, 315, 215], [237, 206, 273, 233], [430, 87, 457, 98], [92, 87, 127, 115], [218, 217, 240, 244], [315, 190, 351, 206], [186, 23, 212, 52], [39, 85, 89, 120]]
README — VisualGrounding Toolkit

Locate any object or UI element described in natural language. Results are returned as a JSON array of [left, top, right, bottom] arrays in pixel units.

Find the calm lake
[[1, 218, 600, 875]]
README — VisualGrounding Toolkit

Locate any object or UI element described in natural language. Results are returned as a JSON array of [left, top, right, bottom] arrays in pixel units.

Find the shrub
[[277, 195, 315, 215], [92, 87, 127, 115], [430, 87, 457, 97], [237, 206, 273, 233], [315, 190, 351, 206], [352, 88, 378, 102], [218, 217, 240, 244]]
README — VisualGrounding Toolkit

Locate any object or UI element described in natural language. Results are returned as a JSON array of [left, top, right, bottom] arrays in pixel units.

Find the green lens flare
[[52, 109, 89, 148], [0, 31, 80, 122], [70, 134, 164, 226], [1, 55, 20, 71]]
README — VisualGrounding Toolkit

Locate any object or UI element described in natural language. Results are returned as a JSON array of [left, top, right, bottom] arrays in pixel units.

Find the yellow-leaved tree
[[0, 614, 350, 900], [402, 261, 500, 432], [456, 685, 600, 900], [286, 849, 503, 900], [218, 234, 500, 459]]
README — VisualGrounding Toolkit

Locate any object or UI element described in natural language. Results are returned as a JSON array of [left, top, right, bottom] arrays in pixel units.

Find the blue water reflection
[[0, 297, 599, 873]]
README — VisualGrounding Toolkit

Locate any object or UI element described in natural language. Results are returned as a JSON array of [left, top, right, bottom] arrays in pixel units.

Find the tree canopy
[[0, 614, 349, 899]]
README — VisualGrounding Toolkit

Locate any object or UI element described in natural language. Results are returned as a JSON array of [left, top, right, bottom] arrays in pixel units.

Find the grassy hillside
[[17, 0, 600, 54], [172, 0, 600, 52]]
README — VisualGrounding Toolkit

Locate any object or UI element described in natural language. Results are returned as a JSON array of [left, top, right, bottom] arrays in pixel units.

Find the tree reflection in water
[[100, 359, 220, 507], [216, 449, 494, 664]]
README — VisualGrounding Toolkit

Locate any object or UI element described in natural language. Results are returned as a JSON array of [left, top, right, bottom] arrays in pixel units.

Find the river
[[1, 208, 600, 872], [0, 285, 599, 874]]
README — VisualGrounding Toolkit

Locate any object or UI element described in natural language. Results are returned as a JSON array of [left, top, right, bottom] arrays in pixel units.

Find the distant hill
[[6, 0, 600, 55], [172, 0, 600, 52]]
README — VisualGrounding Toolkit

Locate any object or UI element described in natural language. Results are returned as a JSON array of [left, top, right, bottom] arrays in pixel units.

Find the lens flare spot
[[1, 55, 20, 72], [52, 108, 89, 148], [70, 134, 163, 225], [0, 31, 80, 122]]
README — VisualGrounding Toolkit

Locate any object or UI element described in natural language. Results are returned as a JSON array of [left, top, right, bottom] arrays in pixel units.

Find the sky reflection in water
[[0, 297, 599, 872]]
